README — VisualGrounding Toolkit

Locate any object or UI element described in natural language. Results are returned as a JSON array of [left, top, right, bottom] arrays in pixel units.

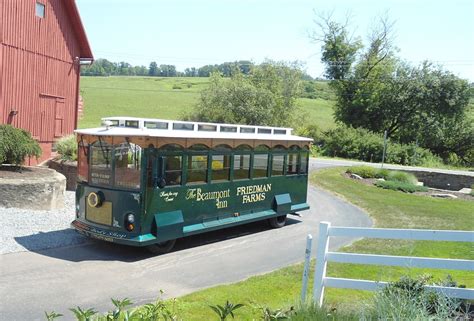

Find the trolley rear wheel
[[268, 215, 287, 228], [147, 239, 176, 254]]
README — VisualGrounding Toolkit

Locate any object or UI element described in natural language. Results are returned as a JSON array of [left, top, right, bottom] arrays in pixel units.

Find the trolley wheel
[[268, 215, 287, 228], [146, 239, 176, 254]]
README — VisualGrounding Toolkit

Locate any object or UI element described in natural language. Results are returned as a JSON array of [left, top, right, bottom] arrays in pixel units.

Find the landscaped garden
[[43, 167, 473, 320]]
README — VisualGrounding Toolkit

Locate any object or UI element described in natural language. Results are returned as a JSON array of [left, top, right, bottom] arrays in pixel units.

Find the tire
[[146, 239, 176, 254], [268, 215, 287, 228]]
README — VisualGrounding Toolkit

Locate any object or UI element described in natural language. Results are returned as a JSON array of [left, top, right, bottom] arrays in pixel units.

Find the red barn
[[0, 0, 93, 164]]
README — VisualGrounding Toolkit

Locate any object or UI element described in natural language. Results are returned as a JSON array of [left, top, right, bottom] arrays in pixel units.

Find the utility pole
[[381, 130, 387, 168]]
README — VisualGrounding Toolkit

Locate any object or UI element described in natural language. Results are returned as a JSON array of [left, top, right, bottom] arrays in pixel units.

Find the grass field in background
[[79, 76, 336, 130], [137, 167, 473, 320], [78, 77, 209, 128]]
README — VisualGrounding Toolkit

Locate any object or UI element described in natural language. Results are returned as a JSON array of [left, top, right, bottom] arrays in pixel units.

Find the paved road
[[0, 164, 372, 320]]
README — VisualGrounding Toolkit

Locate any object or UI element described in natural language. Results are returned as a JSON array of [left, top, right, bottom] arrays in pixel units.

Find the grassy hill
[[78, 76, 336, 129]]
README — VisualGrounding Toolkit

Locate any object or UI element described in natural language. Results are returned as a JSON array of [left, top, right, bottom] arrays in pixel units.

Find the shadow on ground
[[14, 217, 301, 263]]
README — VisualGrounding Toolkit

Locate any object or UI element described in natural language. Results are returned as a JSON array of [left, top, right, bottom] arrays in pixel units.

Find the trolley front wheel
[[268, 215, 287, 228], [147, 239, 176, 254]]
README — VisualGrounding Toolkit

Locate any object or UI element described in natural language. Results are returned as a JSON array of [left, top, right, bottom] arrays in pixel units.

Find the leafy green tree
[[186, 61, 302, 127], [159, 64, 177, 77], [314, 15, 472, 165], [184, 67, 198, 77], [198, 64, 219, 77], [148, 61, 159, 76]]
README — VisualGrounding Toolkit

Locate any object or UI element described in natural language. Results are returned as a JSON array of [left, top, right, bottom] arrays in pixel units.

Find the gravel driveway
[[0, 191, 89, 254]]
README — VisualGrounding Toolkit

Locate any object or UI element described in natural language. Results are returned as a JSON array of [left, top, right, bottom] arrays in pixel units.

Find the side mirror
[[157, 178, 166, 189]]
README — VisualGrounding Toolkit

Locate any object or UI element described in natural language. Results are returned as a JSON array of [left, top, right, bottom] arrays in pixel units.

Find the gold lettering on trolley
[[237, 184, 271, 204], [186, 188, 231, 209]]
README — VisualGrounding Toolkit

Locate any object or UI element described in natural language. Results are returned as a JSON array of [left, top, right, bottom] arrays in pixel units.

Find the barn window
[[36, 2, 45, 18]]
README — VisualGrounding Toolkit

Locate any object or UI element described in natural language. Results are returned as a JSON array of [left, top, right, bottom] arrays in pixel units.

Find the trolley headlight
[[125, 213, 135, 232], [126, 213, 135, 224], [87, 192, 103, 208]]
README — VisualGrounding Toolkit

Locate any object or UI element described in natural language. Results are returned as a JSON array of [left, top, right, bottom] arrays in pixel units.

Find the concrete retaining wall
[[0, 167, 66, 210], [48, 160, 77, 191], [401, 170, 474, 191]]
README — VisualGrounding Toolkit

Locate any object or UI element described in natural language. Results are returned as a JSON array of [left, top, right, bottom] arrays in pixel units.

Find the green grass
[[138, 167, 473, 319], [79, 77, 210, 128], [79, 76, 336, 130], [298, 98, 336, 131]]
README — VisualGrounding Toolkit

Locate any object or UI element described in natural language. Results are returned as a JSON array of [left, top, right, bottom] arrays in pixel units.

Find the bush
[[320, 126, 442, 166], [55, 135, 77, 161], [322, 126, 383, 162], [375, 180, 428, 193], [0, 125, 41, 166], [346, 165, 377, 178], [374, 168, 390, 179], [369, 275, 469, 319], [172, 84, 182, 89], [387, 171, 418, 185]]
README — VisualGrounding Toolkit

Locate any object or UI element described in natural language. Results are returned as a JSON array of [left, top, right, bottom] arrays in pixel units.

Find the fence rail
[[309, 221, 474, 306]]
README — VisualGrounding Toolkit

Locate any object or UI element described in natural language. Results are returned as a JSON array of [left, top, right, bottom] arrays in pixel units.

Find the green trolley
[[72, 117, 312, 253]]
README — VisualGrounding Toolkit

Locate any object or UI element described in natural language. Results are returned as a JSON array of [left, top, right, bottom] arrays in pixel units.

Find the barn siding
[[1, 0, 88, 164], [2, 0, 82, 62]]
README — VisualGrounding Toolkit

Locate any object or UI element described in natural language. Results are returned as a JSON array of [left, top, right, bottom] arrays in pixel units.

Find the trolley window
[[233, 154, 250, 180], [253, 154, 269, 178], [271, 155, 285, 176], [300, 151, 309, 174], [114, 143, 141, 190], [90, 142, 113, 186], [145, 121, 168, 129], [287, 153, 299, 175], [125, 120, 139, 128], [164, 155, 182, 186], [212, 155, 231, 182], [187, 155, 208, 184], [77, 141, 88, 183]]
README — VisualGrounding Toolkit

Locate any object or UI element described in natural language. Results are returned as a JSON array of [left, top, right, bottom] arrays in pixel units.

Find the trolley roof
[[75, 117, 313, 142]]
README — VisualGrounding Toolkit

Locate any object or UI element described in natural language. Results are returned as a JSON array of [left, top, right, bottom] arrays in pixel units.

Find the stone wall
[[401, 170, 474, 191], [0, 167, 66, 210], [48, 159, 77, 191]]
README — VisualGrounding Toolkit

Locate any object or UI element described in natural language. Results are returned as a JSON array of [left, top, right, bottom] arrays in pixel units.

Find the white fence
[[306, 221, 474, 306]]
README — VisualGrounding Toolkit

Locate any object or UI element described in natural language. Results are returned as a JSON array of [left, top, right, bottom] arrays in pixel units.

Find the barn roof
[[65, 0, 93, 59]]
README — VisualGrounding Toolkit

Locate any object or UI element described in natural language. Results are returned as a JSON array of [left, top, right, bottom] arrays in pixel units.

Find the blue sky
[[76, 0, 474, 81]]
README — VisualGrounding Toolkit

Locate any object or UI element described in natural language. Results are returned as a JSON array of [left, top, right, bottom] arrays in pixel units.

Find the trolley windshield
[[78, 139, 142, 190]]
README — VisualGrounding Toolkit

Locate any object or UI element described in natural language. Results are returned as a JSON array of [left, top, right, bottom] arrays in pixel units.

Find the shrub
[[320, 126, 442, 166], [387, 171, 418, 185], [322, 126, 383, 162], [346, 165, 377, 178], [375, 180, 428, 193], [295, 124, 324, 145], [369, 275, 470, 319], [172, 84, 182, 89], [0, 124, 41, 166], [374, 168, 390, 179], [55, 135, 77, 161], [290, 303, 359, 320]]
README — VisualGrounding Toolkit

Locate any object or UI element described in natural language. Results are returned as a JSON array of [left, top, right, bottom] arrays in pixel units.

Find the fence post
[[313, 221, 331, 307], [301, 234, 313, 302]]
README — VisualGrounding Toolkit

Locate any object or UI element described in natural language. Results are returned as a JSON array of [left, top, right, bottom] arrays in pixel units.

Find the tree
[[185, 61, 303, 127], [314, 14, 472, 165], [148, 61, 159, 76]]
